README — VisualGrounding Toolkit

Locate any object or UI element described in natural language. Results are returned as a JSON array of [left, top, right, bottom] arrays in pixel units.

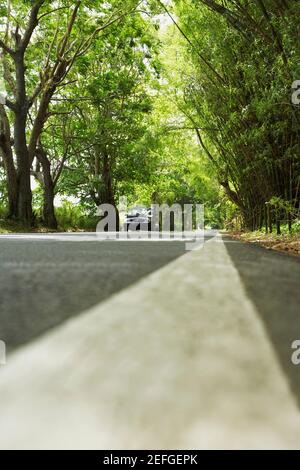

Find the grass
[[0, 218, 59, 234], [0, 200, 99, 234], [55, 202, 98, 232], [0, 218, 98, 234], [0, 204, 98, 234]]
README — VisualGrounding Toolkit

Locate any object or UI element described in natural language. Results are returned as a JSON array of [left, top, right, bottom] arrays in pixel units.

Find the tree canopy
[[0, 0, 299, 232]]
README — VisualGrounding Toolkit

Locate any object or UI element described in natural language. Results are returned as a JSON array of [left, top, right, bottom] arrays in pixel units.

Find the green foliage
[[267, 197, 295, 214], [55, 201, 98, 231], [0, 201, 7, 219], [171, 0, 300, 231], [4, 1, 298, 232]]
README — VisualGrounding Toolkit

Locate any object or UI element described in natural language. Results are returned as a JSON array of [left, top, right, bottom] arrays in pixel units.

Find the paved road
[[0, 234, 189, 350], [0, 231, 300, 449]]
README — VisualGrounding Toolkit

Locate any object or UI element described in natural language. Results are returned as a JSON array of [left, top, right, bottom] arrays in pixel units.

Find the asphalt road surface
[[0, 234, 191, 350], [0, 231, 300, 449]]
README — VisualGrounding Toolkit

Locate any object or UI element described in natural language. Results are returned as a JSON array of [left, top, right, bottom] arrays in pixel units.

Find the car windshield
[[126, 208, 148, 217], [126, 211, 139, 217]]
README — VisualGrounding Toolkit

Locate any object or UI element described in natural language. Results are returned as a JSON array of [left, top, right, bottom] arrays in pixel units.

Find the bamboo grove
[[172, 0, 300, 232]]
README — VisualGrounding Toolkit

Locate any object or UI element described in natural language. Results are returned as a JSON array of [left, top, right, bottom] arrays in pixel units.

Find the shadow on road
[[0, 239, 189, 352], [223, 235, 300, 407]]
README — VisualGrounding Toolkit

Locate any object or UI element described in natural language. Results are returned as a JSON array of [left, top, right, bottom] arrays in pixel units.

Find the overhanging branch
[[0, 39, 14, 56]]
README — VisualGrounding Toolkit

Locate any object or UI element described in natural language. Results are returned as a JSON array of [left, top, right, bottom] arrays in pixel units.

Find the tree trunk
[[43, 178, 57, 229], [36, 145, 57, 229], [14, 110, 32, 225], [4, 157, 18, 218], [220, 179, 242, 208], [0, 106, 18, 217], [102, 151, 115, 206], [97, 150, 119, 230], [43, 166, 57, 229], [14, 52, 33, 225]]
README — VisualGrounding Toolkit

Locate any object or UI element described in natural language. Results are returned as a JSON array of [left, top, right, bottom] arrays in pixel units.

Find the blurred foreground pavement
[[0, 231, 300, 449]]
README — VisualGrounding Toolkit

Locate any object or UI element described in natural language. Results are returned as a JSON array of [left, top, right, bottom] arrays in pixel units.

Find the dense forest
[[0, 0, 299, 233]]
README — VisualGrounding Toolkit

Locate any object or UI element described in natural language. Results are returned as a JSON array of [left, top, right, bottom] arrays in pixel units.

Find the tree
[[0, 0, 143, 225], [170, 0, 300, 230], [57, 11, 160, 215]]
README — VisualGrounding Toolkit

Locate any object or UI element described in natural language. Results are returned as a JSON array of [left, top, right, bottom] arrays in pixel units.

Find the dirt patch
[[271, 240, 300, 256]]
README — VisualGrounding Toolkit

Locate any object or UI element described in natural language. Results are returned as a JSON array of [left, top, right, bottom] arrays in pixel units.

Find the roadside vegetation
[[230, 225, 300, 258], [0, 1, 299, 242]]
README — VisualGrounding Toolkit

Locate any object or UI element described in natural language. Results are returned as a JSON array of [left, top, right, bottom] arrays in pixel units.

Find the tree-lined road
[[0, 232, 300, 449]]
